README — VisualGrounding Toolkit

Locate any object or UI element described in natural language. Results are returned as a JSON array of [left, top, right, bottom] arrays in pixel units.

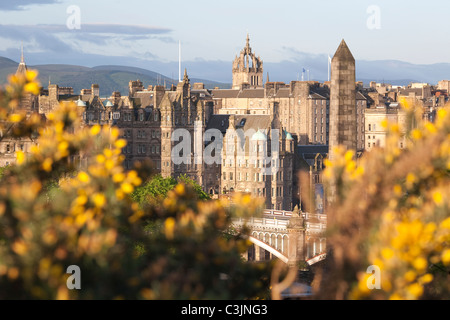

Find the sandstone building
[[2, 37, 380, 212]]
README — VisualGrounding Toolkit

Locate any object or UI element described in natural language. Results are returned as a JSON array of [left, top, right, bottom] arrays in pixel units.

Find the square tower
[[329, 39, 357, 160]]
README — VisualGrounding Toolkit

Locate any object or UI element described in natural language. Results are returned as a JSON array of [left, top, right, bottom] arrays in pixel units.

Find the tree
[[131, 174, 210, 208]]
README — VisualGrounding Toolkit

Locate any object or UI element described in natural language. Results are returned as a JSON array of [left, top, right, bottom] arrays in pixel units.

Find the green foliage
[[131, 174, 210, 207]]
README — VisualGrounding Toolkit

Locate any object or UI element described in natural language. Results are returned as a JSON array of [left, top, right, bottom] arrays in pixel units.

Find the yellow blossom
[[412, 257, 427, 273], [24, 82, 40, 95], [77, 171, 90, 183], [9, 114, 23, 123], [411, 129, 422, 140], [26, 70, 38, 82], [42, 158, 53, 172], [432, 191, 443, 205], [90, 125, 101, 136], [407, 283, 423, 299], [92, 193, 106, 208], [113, 172, 125, 183], [164, 217, 176, 240], [120, 182, 133, 194], [442, 249, 450, 265], [115, 139, 127, 149], [16, 151, 25, 165]]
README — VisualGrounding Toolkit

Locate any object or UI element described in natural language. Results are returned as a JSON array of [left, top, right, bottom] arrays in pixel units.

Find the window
[[229, 172, 233, 181], [368, 124, 371, 131]]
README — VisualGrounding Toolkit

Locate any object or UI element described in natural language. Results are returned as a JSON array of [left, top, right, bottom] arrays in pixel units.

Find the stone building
[[364, 104, 407, 151], [0, 50, 40, 167], [212, 111, 296, 210], [2, 37, 377, 212]]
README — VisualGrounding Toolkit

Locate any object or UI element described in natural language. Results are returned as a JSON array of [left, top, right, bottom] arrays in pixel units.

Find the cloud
[[0, 24, 75, 53], [31, 23, 172, 35], [0, 23, 173, 55], [0, 0, 61, 11]]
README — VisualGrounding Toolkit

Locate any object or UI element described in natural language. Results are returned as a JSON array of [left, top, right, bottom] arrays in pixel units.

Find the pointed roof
[[332, 39, 355, 63], [183, 68, 189, 82], [16, 43, 27, 76]]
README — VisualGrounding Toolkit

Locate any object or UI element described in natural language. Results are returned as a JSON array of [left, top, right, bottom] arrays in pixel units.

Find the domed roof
[[76, 98, 86, 107], [103, 99, 113, 107], [285, 131, 294, 140], [251, 129, 267, 141]]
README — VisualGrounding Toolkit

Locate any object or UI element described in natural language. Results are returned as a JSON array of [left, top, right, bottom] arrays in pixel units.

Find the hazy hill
[[0, 59, 231, 96], [2, 54, 450, 94]]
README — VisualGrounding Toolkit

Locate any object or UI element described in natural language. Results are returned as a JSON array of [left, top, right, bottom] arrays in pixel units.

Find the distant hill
[[2, 53, 450, 93], [0, 59, 231, 96]]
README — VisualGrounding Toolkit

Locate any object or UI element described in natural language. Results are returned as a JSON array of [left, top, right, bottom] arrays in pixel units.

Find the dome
[[285, 131, 294, 140], [251, 129, 267, 141], [103, 100, 113, 107], [76, 99, 86, 107]]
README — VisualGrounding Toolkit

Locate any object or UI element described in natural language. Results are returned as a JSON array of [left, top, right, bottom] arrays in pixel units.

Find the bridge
[[232, 208, 327, 266]]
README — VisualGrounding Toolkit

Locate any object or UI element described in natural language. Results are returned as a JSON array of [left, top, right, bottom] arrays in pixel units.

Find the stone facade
[[3, 38, 381, 211], [329, 39, 357, 160], [0, 51, 39, 167], [365, 105, 407, 151]]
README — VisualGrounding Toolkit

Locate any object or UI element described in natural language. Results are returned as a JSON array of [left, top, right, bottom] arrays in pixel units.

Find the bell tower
[[232, 34, 263, 90]]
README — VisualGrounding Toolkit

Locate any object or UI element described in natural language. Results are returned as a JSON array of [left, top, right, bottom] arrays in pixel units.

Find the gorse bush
[[320, 98, 450, 299], [0, 70, 271, 299]]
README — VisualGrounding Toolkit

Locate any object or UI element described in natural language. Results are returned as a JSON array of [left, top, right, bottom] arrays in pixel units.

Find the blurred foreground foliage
[[0, 70, 272, 299], [320, 98, 450, 299]]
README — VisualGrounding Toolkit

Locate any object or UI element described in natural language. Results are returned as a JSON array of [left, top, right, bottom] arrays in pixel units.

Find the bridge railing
[[232, 216, 289, 229]]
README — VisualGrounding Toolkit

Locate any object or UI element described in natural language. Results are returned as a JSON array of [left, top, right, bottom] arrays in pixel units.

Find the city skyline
[[0, 0, 449, 67]]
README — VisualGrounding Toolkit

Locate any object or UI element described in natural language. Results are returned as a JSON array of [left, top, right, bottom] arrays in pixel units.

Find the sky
[[1, 0, 450, 82]]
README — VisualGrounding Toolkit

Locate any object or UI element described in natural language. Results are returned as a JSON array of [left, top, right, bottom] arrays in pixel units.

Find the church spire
[[20, 42, 24, 64], [16, 42, 28, 76]]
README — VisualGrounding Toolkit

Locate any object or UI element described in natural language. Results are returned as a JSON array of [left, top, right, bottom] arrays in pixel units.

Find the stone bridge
[[232, 208, 327, 266]]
